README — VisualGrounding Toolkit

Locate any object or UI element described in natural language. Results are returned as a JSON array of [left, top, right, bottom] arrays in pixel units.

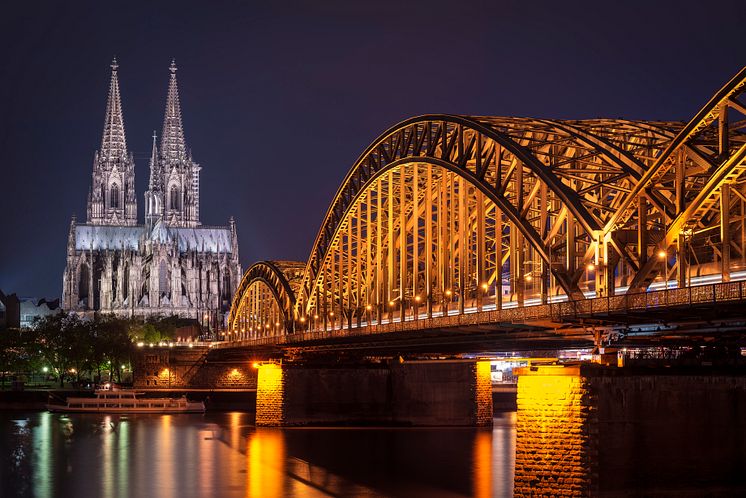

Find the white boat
[[47, 388, 205, 414]]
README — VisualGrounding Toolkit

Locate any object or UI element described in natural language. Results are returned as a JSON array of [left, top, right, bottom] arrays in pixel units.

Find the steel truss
[[228, 67, 746, 340]]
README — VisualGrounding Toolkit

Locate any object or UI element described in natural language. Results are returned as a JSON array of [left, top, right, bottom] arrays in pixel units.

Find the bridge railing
[[217, 280, 746, 349]]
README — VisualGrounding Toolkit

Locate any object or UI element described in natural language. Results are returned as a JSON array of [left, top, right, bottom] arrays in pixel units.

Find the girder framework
[[228, 67, 746, 342]]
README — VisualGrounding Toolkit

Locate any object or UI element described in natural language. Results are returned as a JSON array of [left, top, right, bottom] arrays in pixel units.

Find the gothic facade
[[62, 60, 242, 329]]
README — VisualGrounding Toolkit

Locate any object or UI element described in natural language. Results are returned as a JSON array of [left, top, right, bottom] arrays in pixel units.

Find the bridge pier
[[514, 364, 746, 497], [255, 359, 493, 427]]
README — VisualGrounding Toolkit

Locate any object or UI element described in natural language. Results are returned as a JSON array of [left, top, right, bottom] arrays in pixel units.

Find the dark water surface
[[0, 411, 515, 497]]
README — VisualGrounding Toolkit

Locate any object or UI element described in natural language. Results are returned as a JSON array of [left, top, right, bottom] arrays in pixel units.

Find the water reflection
[[0, 411, 516, 497]]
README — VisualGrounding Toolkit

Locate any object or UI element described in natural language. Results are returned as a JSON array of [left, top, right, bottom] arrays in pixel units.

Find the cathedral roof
[[74, 223, 234, 253]]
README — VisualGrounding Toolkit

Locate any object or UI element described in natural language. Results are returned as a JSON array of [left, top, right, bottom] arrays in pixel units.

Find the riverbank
[[0, 386, 518, 413]]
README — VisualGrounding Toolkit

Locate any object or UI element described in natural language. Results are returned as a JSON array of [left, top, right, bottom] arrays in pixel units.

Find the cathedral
[[62, 59, 242, 330]]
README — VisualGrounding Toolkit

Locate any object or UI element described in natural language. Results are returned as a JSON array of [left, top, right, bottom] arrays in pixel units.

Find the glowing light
[[445, 290, 452, 297], [252, 362, 260, 369], [525, 274, 533, 282], [137, 342, 144, 347], [69, 368, 76, 374], [658, 250, 667, 259], [275, 322, 280, 327], [329, 311, 335, 317], [313, 314, 319, 320], [42, 366, 48, 373], [389, 300, 395, 307], [481, 283, 489, 290], [414, 296, 421, 303], [365, 304, 372, 311], [299, 316, 306, 323], [587, 263, 595, 271]]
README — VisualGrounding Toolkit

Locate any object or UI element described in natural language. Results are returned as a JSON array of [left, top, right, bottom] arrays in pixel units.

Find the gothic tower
[[146, 60, 201, 227], [87, 58, 137, 226]]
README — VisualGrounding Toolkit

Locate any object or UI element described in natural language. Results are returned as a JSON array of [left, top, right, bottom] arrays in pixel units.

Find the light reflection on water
[[0, 411, 516, 498]]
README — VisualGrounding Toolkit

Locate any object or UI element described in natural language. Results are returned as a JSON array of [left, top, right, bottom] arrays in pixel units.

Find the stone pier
[[513, 364, 746, 497], [255, 360, 493, 427]]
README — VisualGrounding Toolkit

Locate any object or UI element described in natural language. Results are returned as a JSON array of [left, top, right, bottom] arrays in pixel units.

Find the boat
[[47, 388, 205, 413]]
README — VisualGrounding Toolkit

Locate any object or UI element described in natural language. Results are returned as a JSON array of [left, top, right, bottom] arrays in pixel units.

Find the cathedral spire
[[148, 131, 159, 190], [101, 57, 127, 160], [160, 59, 187, 161]]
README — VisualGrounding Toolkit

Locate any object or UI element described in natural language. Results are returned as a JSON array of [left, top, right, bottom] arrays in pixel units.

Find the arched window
[[79, 264, 90, 304], [122, 264, 130, 301], [170, 186, 179, 210], [110, 183, 120, 208], [159, 260, 170, 295]]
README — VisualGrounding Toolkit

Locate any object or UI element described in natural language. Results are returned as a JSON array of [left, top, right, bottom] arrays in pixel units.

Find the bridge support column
[[255, 360, 493, 427], [514, 363, 746, 497]]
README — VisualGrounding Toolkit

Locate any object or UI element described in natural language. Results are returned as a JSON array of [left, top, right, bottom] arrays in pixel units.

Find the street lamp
[[658, 249, 668, 296]]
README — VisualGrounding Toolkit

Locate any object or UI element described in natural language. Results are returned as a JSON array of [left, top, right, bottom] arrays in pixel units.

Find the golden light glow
[[658, 250, 667, 259], [525, 274, 533, 282], [299, 316, 306, 323], [481, 282, 489, 290], [414, 295, 421, 302], [587, 263, 595, 271], [252, 362, 260, 369], [389, 300, 395, 307], [445, 290, 452, 297], [313, 314, 319, 320], [248, 429, 285, 498], [366, 304, 372, 311]]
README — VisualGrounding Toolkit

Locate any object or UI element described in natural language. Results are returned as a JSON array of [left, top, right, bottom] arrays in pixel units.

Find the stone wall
[[132, 346, 257, 390]]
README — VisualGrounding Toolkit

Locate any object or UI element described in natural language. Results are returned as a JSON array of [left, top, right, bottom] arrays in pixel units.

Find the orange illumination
[[313, 314, 319, 320], [658, 250, 667, 259], [525, 274, 533, 282], [299, 316, 306, 323], [366, 304, 372, 311], [445, 290, 452, 297], [587, 263, 595, 271], [252, 362, 260, 369], [330, 311, 335, 317], [415, 296, 421, 302], [481, 283, 489, 290]]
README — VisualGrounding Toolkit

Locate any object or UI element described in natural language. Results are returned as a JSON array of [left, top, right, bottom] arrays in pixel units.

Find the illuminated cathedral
[[62, 59, 242, 329]]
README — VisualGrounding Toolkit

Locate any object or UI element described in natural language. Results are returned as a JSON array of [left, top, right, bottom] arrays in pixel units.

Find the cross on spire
[[100, 57, 127, 160]]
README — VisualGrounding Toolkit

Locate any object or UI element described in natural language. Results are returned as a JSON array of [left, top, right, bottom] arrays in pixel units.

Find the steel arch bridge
[[227, 67, 746, 346]]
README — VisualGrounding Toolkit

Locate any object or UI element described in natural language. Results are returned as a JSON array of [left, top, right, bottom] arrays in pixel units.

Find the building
[[62, 60, 242, 330], [0, 291, 60, 329]]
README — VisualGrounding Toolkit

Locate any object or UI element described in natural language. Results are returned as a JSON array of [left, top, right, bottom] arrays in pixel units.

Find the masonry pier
[[256, 360, 493, 427], [513, 364, 746, 497]]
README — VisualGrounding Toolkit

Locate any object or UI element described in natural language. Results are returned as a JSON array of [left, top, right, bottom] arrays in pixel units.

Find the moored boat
[[47, 388, 205, 413]]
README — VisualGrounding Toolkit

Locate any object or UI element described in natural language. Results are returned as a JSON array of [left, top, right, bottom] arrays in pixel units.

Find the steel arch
[[227, 260, 303, 332], [227, 66, 746, 344]]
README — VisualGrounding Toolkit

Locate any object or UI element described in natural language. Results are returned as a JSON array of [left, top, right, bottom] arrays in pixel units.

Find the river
[[0, 411, 515, 497]]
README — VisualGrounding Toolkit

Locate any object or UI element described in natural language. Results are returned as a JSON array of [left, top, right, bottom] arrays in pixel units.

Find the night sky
[[1, 0, 744, 298]]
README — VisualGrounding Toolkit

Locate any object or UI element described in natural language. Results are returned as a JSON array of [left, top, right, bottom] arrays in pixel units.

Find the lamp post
[[658, 249, 668, 303]]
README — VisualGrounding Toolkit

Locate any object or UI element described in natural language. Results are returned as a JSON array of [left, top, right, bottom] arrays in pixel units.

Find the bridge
[[134, 67, 746, 428], [223, 66, 746, 354]]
